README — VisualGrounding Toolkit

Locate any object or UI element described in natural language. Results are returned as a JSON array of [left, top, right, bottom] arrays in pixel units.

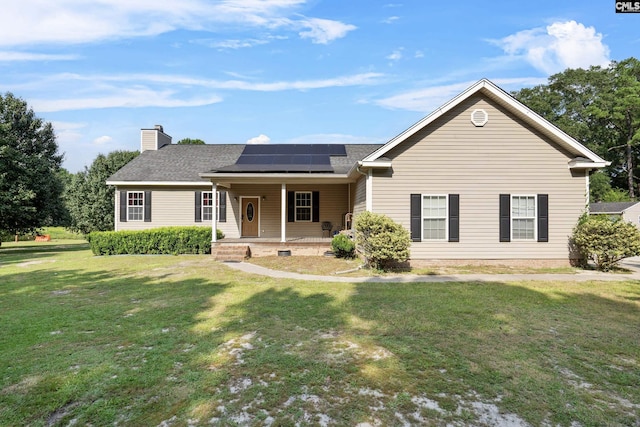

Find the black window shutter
[[448, 194, 460, 242], [144, 191, 152, 222], [410, 194, 421, 242], [219, 191, 227, 223], [195, 191, 202, 222], [537, 194, 548, 242], [287, 191, 295, 222], [120, 191, 127, 222], [312, 191, 320, 223], [499, 194, 510, 242]]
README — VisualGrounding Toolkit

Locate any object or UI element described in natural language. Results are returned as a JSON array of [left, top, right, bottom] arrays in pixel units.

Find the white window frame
[[201, 191, 223, 221], [422, 194, 448, 241], [511, 195, 537, 241], [202, 192, 214, 221], [127, 191, 144, 221], [295, 191, 312, 222]]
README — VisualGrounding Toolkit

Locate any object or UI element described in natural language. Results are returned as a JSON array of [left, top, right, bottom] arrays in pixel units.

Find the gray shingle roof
[[590, 201, 640, 214], [107, 143, 383, 182]]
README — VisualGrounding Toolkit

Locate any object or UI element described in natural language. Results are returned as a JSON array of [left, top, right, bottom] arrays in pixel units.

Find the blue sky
[[1, 1, 637, 172]]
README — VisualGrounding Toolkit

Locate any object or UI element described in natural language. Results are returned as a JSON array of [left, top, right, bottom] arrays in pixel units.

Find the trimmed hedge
[[87, 226, 224, 256]]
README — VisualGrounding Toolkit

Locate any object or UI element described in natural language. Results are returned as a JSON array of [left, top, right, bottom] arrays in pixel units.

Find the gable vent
[[471, 109, 488, 127]]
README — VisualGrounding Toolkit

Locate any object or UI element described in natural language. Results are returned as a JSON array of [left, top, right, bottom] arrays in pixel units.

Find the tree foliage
[[0, 92, 64, 237], [177, 138, 206, 145], [66, 151, 138, 234], [590, 171, 633, 202], [512, 57, 640, 199], [354, 211, 411, 270], [572, 216, 640, 271]]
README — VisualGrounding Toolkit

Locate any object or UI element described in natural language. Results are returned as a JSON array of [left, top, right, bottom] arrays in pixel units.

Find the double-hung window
[[195, 190, 226, 223], [410, 193, 459, 242], [511, 195, 536, 240], [422, 195, 447, 240], [202, 192, 214, 221], [127, 191, 144, 221], [499, 194, 547, 242], [295, 192, 312, 222]]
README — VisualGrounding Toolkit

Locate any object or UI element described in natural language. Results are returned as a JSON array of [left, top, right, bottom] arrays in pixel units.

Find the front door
[[241, 197, 259, 237]]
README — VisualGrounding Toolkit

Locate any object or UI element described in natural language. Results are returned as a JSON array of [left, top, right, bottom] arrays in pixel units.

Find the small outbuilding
[[590, 201, 640, 227]]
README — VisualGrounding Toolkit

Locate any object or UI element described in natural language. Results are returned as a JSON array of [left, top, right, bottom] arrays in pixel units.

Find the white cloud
[[298, 18, 357, 44], [23, 71, 384, 112], [93, 135, 113, 145], [383, 16, 400, 24], [373, 77, 548, 113], [0, 0, 354, 47], [491, 20, 610, 74], [387, 48, 403, 62], [31, 87, 223, 112], [193, 38, 271, 49], [246, 134, 271, 144], [52, 121, 86, 142], [0, 51, 78, 61], [414, 50, 424, 58]]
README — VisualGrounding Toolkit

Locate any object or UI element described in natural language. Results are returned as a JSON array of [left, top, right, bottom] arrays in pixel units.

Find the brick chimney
[[140, 125, 172, 151]]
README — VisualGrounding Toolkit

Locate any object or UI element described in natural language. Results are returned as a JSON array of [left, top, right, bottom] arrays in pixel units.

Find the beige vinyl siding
[[353, 176, 367, 216], [370, 94, 588, 260], [115, 186, 220, 232], [140, 130, 157, 152]]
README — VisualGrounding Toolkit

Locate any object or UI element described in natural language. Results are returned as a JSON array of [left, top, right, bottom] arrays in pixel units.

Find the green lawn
[[1, 242, 639, 426]]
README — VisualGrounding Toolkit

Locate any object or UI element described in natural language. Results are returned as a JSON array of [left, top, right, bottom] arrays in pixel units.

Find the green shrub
[[87, 226, 224, 256], [331, 233, 356, 258], [354, 211, 411, 270], [571, 216, 640, 271]]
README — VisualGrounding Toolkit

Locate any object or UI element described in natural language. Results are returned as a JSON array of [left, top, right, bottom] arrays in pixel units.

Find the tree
[[177, 138, 205, 145], [590, 171, 633, 202], [512, 58, 640, 198], [0, 92, 64, 239], [66, 151, 138, 234]]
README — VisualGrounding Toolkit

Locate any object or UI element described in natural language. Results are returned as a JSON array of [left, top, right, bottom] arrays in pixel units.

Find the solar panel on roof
[[217, 144, 346, 173]]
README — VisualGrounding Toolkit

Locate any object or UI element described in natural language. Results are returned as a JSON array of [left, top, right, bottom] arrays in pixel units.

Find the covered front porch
[[209, 179, 358, 235]]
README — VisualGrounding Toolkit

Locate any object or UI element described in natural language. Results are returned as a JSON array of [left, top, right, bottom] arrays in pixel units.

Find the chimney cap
[[154, 124, 164, 132]]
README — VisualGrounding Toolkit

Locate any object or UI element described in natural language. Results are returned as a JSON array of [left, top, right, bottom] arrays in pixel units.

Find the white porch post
[[212, 182, 218, 243], [281, 183, 286, 242]]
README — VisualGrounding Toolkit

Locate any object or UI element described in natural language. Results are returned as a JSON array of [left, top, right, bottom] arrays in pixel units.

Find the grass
[[1, 242, 639, 426]]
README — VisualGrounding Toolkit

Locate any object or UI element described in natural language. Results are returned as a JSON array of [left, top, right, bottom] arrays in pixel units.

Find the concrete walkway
[[223, 257, 640, 283]]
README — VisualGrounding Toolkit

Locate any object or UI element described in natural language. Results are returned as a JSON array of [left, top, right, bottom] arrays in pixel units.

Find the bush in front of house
[[354, 211, 411, 270], [331, 233, 356, 258], [87, 226, 224, 256], [571, 215, 640, 271]]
